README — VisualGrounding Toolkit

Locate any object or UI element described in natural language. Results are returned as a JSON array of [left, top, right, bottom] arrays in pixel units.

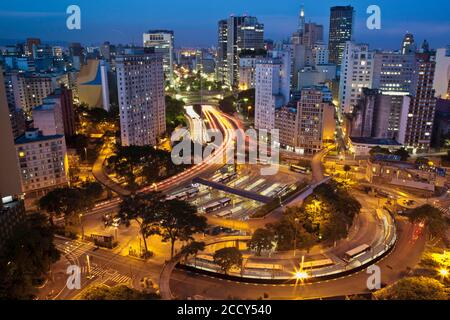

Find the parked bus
[[302, 259, 334, 270], [244, 262, 283, 271], [217, 172, 237, 184], [202, 198, 232, 214], [343, 244, 372, 262], [290, 164, 310, 174], [166, 187, 199, 201]]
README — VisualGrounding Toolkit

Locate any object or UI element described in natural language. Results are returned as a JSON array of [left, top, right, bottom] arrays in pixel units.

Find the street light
[[439, 268, 448, 281]]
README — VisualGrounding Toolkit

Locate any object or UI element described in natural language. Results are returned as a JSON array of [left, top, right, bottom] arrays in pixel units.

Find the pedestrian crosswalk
[[80, 264, 131, 285]]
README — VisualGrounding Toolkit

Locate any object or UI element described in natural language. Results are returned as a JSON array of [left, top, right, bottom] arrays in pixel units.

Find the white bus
[[166, 187, 199, 201], [343, 244, 372, 262], [202, 198, 232, 214]]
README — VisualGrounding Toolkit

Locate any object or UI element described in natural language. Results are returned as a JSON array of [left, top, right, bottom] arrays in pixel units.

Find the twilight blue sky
[[0, 0, 449, 49]]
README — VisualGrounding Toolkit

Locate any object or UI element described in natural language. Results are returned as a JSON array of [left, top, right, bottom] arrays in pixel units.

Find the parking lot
[[166, 163, 307, 224]]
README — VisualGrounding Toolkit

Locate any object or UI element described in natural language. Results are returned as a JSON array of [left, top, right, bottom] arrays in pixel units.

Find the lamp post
[[293, 218, 299, 257]]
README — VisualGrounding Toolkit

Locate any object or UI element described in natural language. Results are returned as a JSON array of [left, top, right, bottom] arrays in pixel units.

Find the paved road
[[169, 219, 425, 300], [47, 237, 163, 300]]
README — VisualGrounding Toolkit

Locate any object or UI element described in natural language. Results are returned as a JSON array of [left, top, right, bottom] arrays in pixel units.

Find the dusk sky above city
[[1, 0, 449, 48]]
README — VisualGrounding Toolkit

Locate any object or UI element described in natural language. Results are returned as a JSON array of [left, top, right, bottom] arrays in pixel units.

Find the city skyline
[[1, 0, 450, 49]]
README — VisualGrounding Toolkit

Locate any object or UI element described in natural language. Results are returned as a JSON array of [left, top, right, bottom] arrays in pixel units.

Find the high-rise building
[[226, 16, 264, 88], [32, 99, 64, 136], [350, 88, 410, 144], [339, 42, 374, 113], [216, 19, 228, 83], [401, 33, 416, 55], [44, 87, 76, 138], [0, 67, 22, 199], [143, 30, 174, 84], [116, 49, 166, 146], [433, 47, 450, 99], [254, 51, 291, 131], [238, 56, 260, 90], [404, 53, 437, 151], [26, 38, 41, 59], [296, 86, 336, 154], [328, 6, 354, 66], [372, 51, 417, 95], [275, 105, 298, 151], [8, 72, 61, 115], [15, 128, 68, 197], [312, 42, 329, 66]]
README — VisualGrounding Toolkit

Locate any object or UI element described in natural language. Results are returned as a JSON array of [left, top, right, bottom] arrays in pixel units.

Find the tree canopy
[[213, 247, 243, 275], [80, 284, 160, 300], [0, 213, 60, 299], [248, 229, 275, 256], [375, 277, 448, 300], [406, 204, 449, 240]]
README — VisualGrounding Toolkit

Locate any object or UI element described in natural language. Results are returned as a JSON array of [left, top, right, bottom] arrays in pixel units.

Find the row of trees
[[106, 145, 188, 191], [0, 213, 60, 299], [375, 277, 448, 300], [248, 181, 362, 255], [117, 192, 207, 258], [80, 284, 160, 300], [38, 181, 103, 226]]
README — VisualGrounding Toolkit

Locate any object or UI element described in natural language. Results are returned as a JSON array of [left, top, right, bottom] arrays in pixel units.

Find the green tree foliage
[[265, 180, 361, 251], [107, 145, 187, 190], [213, 247, 243, 275], [117, 192, 165, 258], [0, 213, 60, 299], [219, 89, 255, 117], [39, 183, 103, 225], [157, 200, 207, 258], [166, 95, 187, 133], [375, 277, 448, 300], [80, 284, 160, 300], [181, 241, 206, 263], [407, 205, 449, 240], [248, 229, 275, 256]]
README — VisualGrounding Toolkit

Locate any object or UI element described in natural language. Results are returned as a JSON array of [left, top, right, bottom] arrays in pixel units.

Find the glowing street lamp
[[439, 268, 448, 281]]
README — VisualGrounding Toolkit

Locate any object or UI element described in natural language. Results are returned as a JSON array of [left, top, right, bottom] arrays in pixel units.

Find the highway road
[[169, 219, 425, 300]]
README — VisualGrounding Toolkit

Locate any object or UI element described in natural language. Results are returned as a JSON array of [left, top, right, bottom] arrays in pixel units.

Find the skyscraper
[[339, 42, 374, 114], [143, 30, 175, 84], [401, 33, 416, 55], [116, 49, 166, 146], [328, 6, 354, 66], [216, 19, 228, 83], [433, 46, 450, 99], [0, 67, 22, 199], [372, 51, 417, 95], [404, 53, 437, 151], [226, 16, 264, 88], [255, 51, 291, 131], [296, 86, 336, 154]]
